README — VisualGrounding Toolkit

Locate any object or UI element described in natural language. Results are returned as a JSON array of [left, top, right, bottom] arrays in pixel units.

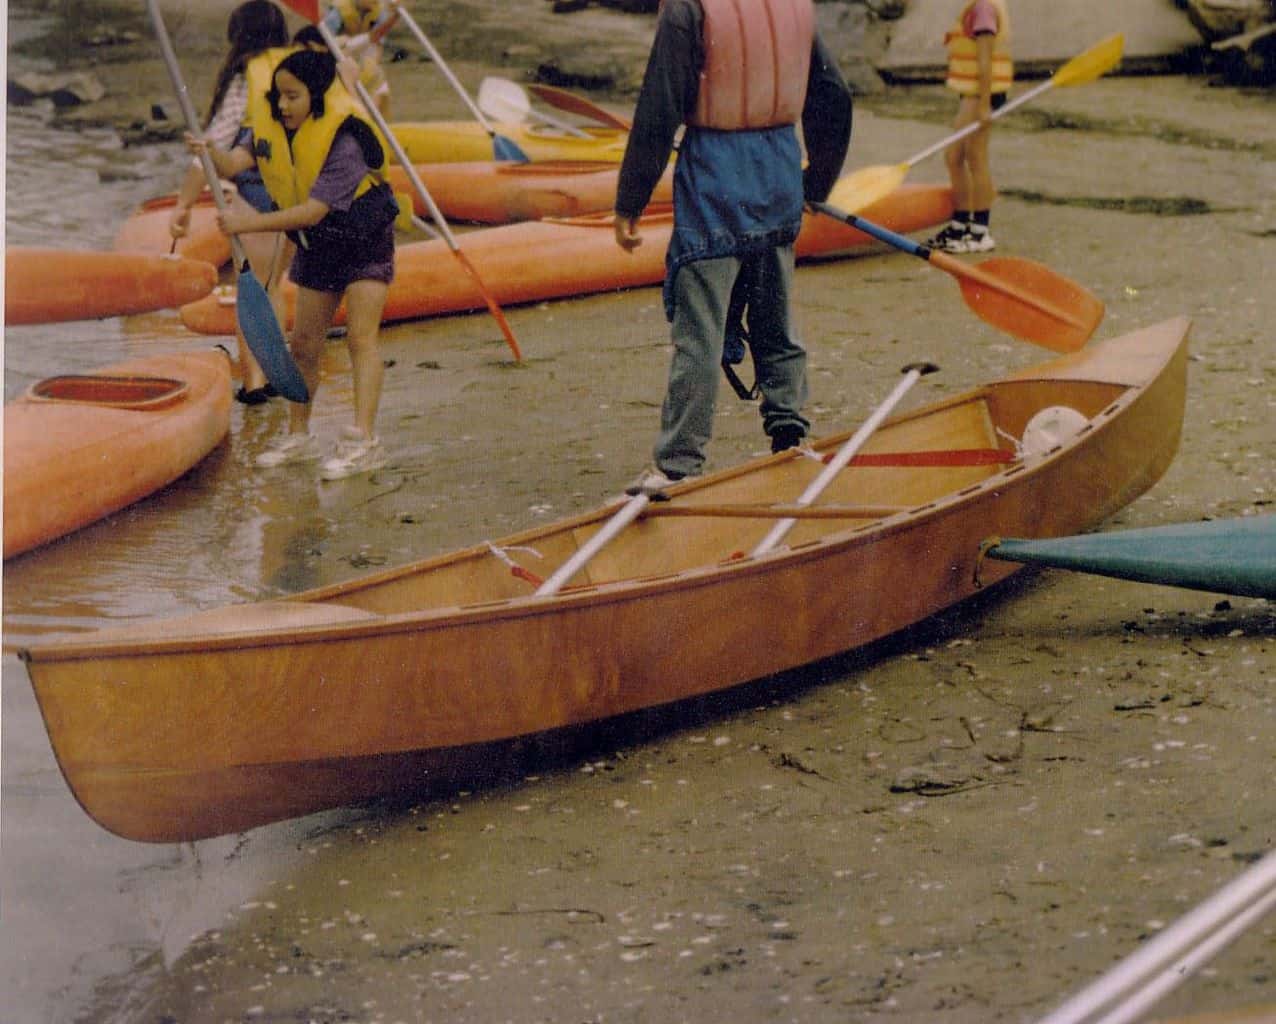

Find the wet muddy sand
[[5, 2, 1275, 1021]]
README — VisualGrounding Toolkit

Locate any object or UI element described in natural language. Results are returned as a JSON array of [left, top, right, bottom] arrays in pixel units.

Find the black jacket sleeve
[[614, 0, 702, 219], [801, 34, 853, 204]]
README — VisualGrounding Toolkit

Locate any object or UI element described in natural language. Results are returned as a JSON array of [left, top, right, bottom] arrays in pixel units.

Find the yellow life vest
[[244, 49, 383, 211], [945, 0, 1013, 96], [334, 0, 383, 36]]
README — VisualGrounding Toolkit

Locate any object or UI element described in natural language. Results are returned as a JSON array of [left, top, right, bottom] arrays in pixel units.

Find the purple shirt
[[307, 131, 367, 212]]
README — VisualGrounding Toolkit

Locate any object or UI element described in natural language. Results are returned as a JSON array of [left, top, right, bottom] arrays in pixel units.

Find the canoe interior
[[27, 374, 188, 409], [97, 375, 1128, 646]]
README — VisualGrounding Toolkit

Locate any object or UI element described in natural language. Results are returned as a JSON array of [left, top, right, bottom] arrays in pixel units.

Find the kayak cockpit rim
[[26, 373, 189, 409]]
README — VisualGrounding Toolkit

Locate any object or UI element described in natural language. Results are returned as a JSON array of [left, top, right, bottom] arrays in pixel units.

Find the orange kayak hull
[[112, 192, 230, 266], [179, 184, 954, 335], [3, 350, 232, 559], [385, 159, 672, 224], [5, 248, 218, 325]]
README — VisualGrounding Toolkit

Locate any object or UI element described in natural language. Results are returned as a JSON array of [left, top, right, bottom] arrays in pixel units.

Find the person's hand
[[216, 209, 254, 236], [336, 56, 361, 93], [183, 132, 208, 157], [169, 204, 191, 239], [614, 213, 642, 251]]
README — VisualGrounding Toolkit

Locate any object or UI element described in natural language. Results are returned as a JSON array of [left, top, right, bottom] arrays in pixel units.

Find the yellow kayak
[[389, 120, 629, 164]]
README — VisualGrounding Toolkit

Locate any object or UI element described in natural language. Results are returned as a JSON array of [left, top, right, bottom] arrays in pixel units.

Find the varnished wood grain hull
[[19, 319, 1190, 841], [177, 184, 955, 335], [3, 350, 231, 558]]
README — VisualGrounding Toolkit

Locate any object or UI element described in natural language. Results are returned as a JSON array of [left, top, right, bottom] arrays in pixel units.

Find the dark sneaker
[[770, 426, 805, 453], [925, 222, 969, 251]]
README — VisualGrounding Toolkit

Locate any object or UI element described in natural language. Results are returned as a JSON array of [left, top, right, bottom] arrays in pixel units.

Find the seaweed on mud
[[999, 189, 1230, 217]]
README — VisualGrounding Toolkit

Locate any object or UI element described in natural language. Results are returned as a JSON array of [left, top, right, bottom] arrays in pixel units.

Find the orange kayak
[[112, 191, 230, 266], [180, 184, 954, 335], [385, 159, 672, 224], [5, 248, 218, 326], [117, 160, 671, 263], [3, 350, 232, 559]]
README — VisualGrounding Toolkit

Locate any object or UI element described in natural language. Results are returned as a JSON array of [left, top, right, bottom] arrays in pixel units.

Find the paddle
[[827, 33, 1125, 214], [145, 0, 309, 403], [381, 0, 530, 162], [527, 82, 632, 131], [812, 201, 1103, 353], [751, 363, 938, 557], [535, 491, 652, 597], [281, 0, 523, 360], [477, 77, 592, 139]]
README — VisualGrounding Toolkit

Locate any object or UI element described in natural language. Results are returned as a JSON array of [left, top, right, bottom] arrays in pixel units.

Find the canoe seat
[[90, 601, 380, 643]]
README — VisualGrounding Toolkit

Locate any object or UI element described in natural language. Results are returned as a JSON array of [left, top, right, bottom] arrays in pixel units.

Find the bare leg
[[341, 278, 389, 439], [288, 286, 342, 436], [234, 194, 283, 392], [944, 95, 982, 212]]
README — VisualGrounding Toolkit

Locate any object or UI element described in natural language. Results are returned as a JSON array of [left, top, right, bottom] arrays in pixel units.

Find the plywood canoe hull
[[5, 248, 218, 325], [3, 350, 232, 559], [178, 184, 954, 336], [19, 318, 1190, 841], [391, 120, 629, 164]]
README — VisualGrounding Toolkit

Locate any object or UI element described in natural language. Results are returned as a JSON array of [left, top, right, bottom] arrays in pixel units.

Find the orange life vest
[[945, 0, 1013, 96], [689, 0, 815, 130]]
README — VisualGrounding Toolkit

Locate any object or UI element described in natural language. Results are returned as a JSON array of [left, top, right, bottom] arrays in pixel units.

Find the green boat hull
[[987, 517, 1276, 599]]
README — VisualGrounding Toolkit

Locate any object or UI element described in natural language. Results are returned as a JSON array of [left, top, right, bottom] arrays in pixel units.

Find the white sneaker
[[962, 227, 996, 253], [255, 432, 320, 468], [320, 428, 385, 480], [624, 466, 683, 497]]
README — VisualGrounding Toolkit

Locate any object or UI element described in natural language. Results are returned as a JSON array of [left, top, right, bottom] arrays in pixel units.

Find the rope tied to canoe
[[485, 541, 545, 588]]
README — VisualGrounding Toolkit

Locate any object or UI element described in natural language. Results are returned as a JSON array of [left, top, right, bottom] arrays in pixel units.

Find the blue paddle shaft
[[812, 201, 929, 259]]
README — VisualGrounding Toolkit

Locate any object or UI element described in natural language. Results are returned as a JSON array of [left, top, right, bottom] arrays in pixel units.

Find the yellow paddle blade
[[1052, 33, 1124, 88], [825, 163, 908, 216]]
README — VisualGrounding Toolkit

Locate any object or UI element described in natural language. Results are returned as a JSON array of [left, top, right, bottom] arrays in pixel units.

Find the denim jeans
[[655, 246, 809, 478]]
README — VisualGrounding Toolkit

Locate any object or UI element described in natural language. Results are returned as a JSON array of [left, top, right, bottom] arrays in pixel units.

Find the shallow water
[[1, 97, 378, 1022]]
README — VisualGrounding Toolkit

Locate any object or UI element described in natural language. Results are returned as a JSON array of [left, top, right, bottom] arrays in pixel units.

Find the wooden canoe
[[4, 248, 218, 325], [178, 183, 954, 336], [3, 350, 232, 559], [982, 516, 1276, 599], [390, 120, 629, 164], [17, 316, 1190, 842]]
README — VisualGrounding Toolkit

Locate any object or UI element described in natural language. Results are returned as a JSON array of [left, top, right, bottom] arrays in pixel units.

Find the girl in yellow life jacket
[[927, 0, 1013, 254], [188, 48, 399, 480], [321, 0, 398, 117]]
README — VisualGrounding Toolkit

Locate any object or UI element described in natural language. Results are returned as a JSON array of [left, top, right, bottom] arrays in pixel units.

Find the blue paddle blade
[[235, 267, 309, 403], [492, 133, 530, 163]]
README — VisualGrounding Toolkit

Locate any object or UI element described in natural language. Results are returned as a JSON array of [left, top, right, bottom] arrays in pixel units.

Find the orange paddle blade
[[451, 248, 523, 361], [527, 83, 632, 131], [932, 253, 1105, 353], [825, 163, 909, 216]]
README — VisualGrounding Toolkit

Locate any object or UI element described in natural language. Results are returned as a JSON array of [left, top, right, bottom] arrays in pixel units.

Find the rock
[[8, 71, 106, 108]]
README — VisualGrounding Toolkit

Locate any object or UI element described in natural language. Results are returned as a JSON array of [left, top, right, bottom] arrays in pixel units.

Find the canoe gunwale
[[18, 318, 1189, 666]]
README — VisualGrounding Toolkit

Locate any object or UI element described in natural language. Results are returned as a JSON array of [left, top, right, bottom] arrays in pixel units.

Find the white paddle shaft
[[751, 364, 936, 557], [535, 494, 650, 597]]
